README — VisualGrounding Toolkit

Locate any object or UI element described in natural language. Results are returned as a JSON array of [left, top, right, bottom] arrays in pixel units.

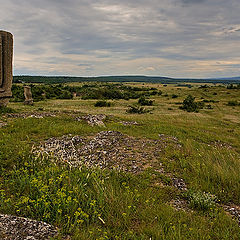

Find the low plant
[[126, 105, 150, 114], [171, 94, 178, 98], [0, 106, 15, 114], [138, 97, 154, 106], [180, 95, 204, 112], [227, 101, 239, 106], [185, 190, 217, 211], [94, 100, 111, 107]]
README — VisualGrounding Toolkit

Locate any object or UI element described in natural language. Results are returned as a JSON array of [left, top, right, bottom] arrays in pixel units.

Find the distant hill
[[210, 76, 240, 81], [13, 75, 240, 84]]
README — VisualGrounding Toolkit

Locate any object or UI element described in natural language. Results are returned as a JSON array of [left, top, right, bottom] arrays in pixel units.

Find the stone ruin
[[24, 86, 33, 105], [0, 31, 13, 107]]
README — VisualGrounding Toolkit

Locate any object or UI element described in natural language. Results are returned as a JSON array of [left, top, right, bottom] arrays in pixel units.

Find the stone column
[[0, 31, 13, 107], [24, 86, 33, 105]]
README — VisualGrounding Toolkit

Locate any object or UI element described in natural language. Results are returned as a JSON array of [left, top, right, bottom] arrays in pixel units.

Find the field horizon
[[0, 81, 240, 239]]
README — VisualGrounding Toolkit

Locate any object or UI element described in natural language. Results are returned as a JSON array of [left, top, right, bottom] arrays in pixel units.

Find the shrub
[[172, 94, 178, 98], [126, 105, 149, 114], [138, 97, 153, 106], [58, 91, 73, 99], [94, 100, 111, 107], [206, 104, 213, 109], [180, 95, 204, 112], [227, 101, 239, 106], [0, 106, 15, 114]]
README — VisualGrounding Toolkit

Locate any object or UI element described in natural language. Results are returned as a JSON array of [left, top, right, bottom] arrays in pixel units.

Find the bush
[[0, 106, 15, 114], [180, 95, 204, 112], [206, 104, 213, 109], [94, 100, 111, 107], [58, 91, 73, 99], [138, 97, 154, 106], [172, 94, 178, 98], [227, 101, 239, 106], [126, 105, 149, 114]]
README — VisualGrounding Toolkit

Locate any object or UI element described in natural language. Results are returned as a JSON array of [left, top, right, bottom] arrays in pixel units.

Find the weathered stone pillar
[[0, 31, 13, 107], [24, 86, 33, 105]]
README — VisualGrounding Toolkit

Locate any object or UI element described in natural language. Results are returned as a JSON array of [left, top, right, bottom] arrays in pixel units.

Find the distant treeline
[[13, 75, 240, 84], [11, 83, 161, 102]]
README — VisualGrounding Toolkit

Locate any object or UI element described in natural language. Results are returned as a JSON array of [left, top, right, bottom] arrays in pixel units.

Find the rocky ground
[[75, 114, 107, 126], [33, 130, 181, 173], [0, 214, 58, 240], [6, 112, 56, 119], [1, 113, 240, 238], [0, 121, 7, 128]]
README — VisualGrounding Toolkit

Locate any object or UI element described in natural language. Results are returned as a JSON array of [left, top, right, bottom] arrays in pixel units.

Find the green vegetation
[[0, 106, 15, 114], [185, 190, 217, 211], [94, 100, 111, 107], [180, 95, 204, 112], [1, 82, 240, 239], [227, 101, 240, 106], [137, 96, 154, 106], [13, 75, 240, 84], [126, 105, 150, 114], [227, 84, 240, 89]]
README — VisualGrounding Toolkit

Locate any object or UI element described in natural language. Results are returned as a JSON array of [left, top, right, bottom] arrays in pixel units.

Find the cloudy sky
[[1, 0, 240, 78]]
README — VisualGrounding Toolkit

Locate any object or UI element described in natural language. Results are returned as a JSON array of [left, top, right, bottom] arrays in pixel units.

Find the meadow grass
[[0, 82, 240, 239]]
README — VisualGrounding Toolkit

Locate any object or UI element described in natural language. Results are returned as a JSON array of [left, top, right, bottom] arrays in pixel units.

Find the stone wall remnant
[[24, 86, 33, 105], [0, 31, 13, 107]]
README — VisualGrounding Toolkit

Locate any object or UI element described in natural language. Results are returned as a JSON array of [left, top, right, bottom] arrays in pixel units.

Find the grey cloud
[[181, 0, 206, 4], [1, 0, 240, 78]]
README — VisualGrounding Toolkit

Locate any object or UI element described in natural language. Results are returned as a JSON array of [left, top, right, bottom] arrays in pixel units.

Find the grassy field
[[0, 82, 240, 239]]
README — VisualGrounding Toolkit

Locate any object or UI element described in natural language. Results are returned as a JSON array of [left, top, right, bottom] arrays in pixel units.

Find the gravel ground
[[33, 130, 184, 173], [0, 214, 58, 240], [33, 131, 175, 173]]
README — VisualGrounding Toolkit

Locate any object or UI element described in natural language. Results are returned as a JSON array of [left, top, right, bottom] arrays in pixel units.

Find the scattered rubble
[[33, 131, 181, 173], [223, 204, 240, 226], [0, 121, 7, 128], [172, 177, 187, 191], [209, 140, 232, 149], [159, 134, 179, 143], [6, 112, 56, 119], [159, 134, 182, 149], [119, 121, 139, 126], [169, 199, 191, 212], [0, 214, 58, 240], [76, 114, 106, 126]]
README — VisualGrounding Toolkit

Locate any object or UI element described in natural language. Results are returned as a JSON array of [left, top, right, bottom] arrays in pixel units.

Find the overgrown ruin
[[0, 31, 13, 107]]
